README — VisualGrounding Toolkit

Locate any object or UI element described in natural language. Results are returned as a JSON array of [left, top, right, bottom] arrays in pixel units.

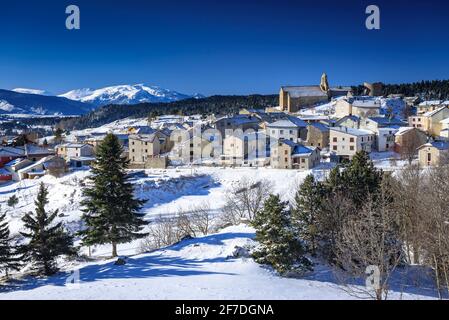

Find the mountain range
[[0, 84, 204, 115]]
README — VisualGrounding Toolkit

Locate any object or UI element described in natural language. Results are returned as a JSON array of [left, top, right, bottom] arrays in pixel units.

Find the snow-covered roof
[[4, 157, 28, 167], [129, 134, 157, 143], [309, 122, 329, 132], [424, 106, 449, 117], [0, 168, 11, 176], [367, 116, 405, 126], [280, 140, 316, 156], [419, 141, 449, 151], [419, 100, 443, 106], [56, 143, 91, 149], [330, 127, 374, 136], [0, 146, 25, 157], [24, 144, 54, 155], [351, 99, 381, 108], [281, 86, 327, 98], [394, 126, 415, 136], [215, 115, 261, 126], [267, 118, 307, 129]]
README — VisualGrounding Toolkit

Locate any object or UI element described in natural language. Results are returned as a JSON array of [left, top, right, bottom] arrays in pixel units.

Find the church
[[279, 74, 352, 113]]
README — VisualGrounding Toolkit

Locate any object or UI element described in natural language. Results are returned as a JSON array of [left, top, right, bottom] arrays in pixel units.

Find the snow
[[0, 162, 440, 300], [59, 84, 202, 106], [0, 223, 438, 300], [12, 88, 52, 96]]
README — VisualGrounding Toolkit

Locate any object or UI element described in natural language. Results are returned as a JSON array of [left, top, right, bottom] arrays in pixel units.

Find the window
[[333, 137, 337, 142], [280, 130, 284, 134], [284, 150, 288, 155], [289, 130, 293, 134], [350, 137, 354, 143], [428, 153, 431, 162], [386, 144, 389, 149], [145, 149, 148, 153], [301, 159, 305, 163], [285, 158, 288, 162], [333, 146, 337, 151], [350, 146, 354, 151]]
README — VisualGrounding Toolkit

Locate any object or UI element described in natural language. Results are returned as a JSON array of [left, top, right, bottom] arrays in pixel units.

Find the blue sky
[[0, 0, 448, 95]]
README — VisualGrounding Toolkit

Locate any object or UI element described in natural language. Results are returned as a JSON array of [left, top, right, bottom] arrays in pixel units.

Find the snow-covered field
[[0, 165, 438, 300]]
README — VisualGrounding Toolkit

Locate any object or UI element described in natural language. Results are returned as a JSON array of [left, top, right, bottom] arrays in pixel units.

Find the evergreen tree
[[252, 194, 311, 275], [337, 151, 383, 207], [54, 127, 64, 143], [80, 133, 148, 257], [292, 175, 324, 256], [7, 195, 19, 209], [19, 183, 75, 276], [0, 212, 20, 278]]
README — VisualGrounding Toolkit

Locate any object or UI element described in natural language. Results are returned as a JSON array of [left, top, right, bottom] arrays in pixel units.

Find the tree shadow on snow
[[302, 262, 443, 299], [0, 231, 254, 294]]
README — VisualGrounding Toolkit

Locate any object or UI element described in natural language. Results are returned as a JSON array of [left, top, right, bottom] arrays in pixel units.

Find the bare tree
[[391, 164, 424, 264], [399, 131, 425, 165], [334, 181, 403, 300], [221, 177, 272, 225], [139, 215, 181, 252], [419, 165, 449, 298], [177, 202, 213, 238]]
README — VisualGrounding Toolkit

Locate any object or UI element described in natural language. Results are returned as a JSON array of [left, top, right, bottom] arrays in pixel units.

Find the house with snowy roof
[[409, 106, 449, 137], [0, 146, 25, 167], [221, 130, 270, 167], [305, 122, 330, 149], [266, 117, 308, 142], [271, 140, 320, 170], [418, 141, 449, 167], [335, 97, 381, 119], [416, 100, 449, 115], [330, 127, 375, 160], [214, 115, 262, 140], [394, 127, 428, 156], [279, 74, 351, 113], [359, 116, 407, 152]]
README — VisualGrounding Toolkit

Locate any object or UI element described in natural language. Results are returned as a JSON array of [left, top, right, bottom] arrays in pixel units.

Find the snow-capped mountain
[[59, 84, 204, 106], [12, 88, 53, 96], [0, 89, 94, 115]]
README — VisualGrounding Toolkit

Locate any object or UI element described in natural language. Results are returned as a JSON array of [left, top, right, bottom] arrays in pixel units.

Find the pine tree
[[54, 128, 64, 144], [292, 175, 324, 256], [335, 151, 383, 207], [80, 133, 148, 257], [19, 183, 75, 276], [0, 212, 20, 278], [7, 195, 19, 209], [252, 194, 312, 275]]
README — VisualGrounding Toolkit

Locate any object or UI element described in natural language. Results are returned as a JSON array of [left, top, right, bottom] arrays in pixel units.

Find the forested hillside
[[57, 95, 278, 130]]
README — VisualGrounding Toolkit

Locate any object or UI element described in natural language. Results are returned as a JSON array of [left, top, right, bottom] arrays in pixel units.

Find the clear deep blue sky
[[0, 0, 448, 95]]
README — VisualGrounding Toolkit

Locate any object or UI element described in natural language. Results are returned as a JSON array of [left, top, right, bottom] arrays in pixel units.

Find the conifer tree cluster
[[252, 151, 387, 276], [80, 133, 148, 257], [18, 183, 75, 276], [252, 195, 311, 275], [0, 212, 20, 278]]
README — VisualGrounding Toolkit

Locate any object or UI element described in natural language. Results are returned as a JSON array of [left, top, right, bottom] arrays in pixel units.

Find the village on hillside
[[1, 74, 447, 182]]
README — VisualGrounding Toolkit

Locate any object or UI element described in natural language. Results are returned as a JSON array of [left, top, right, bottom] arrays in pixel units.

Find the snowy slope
[[0, 89, 94, 115], [0, 224, 437, 300], [12, 88, 52, 96], [59, 84, 204, 106], [0, 166, 439, 300]]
